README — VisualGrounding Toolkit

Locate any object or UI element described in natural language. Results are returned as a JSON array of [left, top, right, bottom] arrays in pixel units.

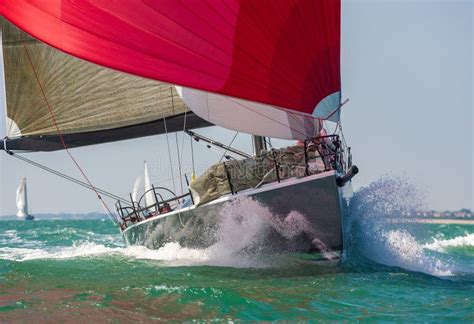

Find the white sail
[[16, 177, 28, 217], [131, 175, 142, 203], [143, 161, 157, 208], [175, 86, 323, 141]]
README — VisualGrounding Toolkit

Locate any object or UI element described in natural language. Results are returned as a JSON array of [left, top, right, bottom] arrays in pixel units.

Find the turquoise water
[[1, 181, 473, 321]]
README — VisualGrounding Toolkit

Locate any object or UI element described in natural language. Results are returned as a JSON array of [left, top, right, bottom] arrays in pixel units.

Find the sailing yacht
[[16, 177, 34, 221], [0, 1, 357, 259]]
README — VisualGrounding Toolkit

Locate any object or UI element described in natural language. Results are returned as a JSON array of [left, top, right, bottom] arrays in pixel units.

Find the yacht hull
[[122, 171, 349, 258]]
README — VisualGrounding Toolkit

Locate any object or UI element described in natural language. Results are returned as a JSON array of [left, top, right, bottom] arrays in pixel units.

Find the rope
[[9, 152, 129, 204], [190, 135, 196, 179], [265, 137, 274, 149], [163, 117, 177, 195], [219, 132, 239, 162], [179, 110, 188, 166], [174, 132, 184, 196], [170, 89, 184, 196], [21, 40, 117, 223]]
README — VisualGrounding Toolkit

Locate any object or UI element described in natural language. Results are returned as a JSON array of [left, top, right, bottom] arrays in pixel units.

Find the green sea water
[[1, 180, 473, 321]]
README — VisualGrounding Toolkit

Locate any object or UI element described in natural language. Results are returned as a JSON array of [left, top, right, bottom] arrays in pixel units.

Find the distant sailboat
[[131, 175, 142, 204], [143, 161, 157, 210], [16, 177, 34, 220]]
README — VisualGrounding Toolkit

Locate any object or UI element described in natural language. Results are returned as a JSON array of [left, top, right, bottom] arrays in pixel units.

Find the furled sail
[[0, 0, 341, 141], [16, 177, 28, 217], [0, 17, 211, 152]]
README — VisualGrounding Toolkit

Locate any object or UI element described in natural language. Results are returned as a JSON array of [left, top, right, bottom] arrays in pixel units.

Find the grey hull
[[122, 171, 348, 256]]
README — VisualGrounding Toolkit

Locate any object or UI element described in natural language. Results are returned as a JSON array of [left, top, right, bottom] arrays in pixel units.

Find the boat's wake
[[0, 197, 318, 268]]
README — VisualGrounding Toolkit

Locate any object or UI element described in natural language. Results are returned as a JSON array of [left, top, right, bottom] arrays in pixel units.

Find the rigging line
[[9, 152, 129, 204], [163, 116, 178, 195], [219, 132, 239, 162], [174, 132, 184, 196], [20, 40, 117, 224], [179, 110, 188, 168], [337, 122, 348, 148], [227, 97, 308, 138], [265, 137, 274, 149], [171, 89, 184, 196], [190, 135, 196, 177]]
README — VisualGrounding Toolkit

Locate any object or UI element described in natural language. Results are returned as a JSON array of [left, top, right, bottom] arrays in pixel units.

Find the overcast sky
[[0, 0, 472, 216]]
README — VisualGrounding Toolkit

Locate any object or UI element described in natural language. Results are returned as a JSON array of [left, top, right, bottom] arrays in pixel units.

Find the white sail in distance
[[143, 162, 157, 208], [16, 177, 28, 218], [131, 175, 142, 203]]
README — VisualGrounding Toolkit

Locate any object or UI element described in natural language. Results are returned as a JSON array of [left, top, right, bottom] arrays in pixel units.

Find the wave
[[0, 197, 316, 268], [343, 176, 464, 277], [2, 176, 471, 276], [423, 233, 474, 252]]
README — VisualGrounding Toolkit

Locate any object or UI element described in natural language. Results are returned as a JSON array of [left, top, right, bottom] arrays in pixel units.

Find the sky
[[0, 0, 472, 216]]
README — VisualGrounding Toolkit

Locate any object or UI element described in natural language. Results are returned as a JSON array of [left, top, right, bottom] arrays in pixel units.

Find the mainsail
[[0, 17, 211, 152], [0, 0, 341, 141], [16, 177, 28, 217]]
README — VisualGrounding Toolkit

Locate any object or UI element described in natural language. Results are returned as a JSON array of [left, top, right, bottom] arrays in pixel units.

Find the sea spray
[[0, 197, 319, 268], [342, 176, 455, 276]]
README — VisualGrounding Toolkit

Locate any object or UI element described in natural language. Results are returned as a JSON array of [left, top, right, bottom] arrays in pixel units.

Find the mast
[[252, 135, 267, 156]]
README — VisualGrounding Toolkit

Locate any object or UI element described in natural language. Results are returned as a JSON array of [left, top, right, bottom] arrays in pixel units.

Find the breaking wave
[[342, 176, 471, 277], [423, 234, 474, 253]]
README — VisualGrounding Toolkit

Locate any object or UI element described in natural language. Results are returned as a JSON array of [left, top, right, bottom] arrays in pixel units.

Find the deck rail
[[116, 186, 191, 230]]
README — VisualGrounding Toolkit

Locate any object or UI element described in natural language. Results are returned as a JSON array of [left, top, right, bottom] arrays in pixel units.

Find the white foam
[[0, 197, 319, 268], [423, 233, 474, 252], [0, 242, 119, 262], [379, 229, 453, 276], [344, 176, 456, 277]]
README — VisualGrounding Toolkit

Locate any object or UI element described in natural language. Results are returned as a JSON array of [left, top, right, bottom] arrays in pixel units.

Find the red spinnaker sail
[[0, 0, 340, 115]]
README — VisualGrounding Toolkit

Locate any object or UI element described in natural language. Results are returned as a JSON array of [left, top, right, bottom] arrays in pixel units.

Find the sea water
[[0, 178, 472, 321]]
